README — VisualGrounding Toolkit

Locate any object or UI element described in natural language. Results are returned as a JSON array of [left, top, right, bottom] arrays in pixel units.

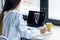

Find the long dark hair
[[0, 0, 21, 24]]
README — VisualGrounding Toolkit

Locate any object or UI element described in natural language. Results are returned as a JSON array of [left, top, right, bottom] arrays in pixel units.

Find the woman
[[0, 0, 46, 40], [0, 0, 23, 40]]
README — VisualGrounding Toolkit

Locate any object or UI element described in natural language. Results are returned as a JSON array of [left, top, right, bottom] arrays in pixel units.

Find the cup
[[46, 22, 52, 32]]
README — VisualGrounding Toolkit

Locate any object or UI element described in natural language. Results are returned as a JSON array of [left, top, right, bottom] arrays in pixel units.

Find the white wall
[[20, 0, 40, 15], [0, 0, 2, 13], [0, 0, 40, 15], [49, 0, 60, 20]]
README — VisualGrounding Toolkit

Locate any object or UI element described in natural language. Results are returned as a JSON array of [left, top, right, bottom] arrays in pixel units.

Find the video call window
[[34, 12, 40, 24]]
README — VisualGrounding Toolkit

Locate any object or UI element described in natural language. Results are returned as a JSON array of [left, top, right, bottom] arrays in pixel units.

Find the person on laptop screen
[[34, 12, 40, 25]]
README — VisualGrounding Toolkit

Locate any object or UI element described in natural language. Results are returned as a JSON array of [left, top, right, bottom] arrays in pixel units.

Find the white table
[[20, 20, 60, 40], [32, 25, 60, 40]]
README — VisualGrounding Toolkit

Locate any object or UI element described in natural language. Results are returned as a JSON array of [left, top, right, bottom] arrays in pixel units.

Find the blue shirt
[[2, 10, 24, 40]]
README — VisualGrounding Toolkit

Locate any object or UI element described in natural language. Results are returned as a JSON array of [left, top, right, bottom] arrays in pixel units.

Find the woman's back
[[3, 10, 21, 40]]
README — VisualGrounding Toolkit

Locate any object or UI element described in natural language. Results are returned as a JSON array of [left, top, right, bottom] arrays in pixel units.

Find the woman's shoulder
[[4, 10, 21, 19], [10, 10, 21, 17], [6, 10, 21, 16], [4, 10, 20, 14], [9, 10, 20, 14]]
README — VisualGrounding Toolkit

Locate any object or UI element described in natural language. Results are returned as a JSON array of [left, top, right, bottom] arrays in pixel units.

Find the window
[[47, 0, 60, 25], [49, 0, 60, 20]]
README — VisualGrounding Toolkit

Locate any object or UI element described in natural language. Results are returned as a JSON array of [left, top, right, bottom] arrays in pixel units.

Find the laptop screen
[[27, 11, 46, 27]]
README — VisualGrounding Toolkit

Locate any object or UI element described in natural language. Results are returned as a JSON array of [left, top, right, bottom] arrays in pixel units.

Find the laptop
[[27, 11, 46, 27]]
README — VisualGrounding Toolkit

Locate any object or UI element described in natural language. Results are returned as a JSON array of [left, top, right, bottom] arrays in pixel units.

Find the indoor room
[[0, 0, 60, 40]]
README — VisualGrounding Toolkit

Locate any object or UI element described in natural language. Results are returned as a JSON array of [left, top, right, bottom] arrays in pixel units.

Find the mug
[[46, 22, 52, 32]]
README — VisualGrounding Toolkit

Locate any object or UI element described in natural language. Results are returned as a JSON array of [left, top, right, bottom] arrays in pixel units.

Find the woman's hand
[[40, 27, 46, 34]]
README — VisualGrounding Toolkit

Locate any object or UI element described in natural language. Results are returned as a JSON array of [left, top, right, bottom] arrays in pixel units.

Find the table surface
[[20, 21, 60, 40], [32, 25, 60, 40]]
